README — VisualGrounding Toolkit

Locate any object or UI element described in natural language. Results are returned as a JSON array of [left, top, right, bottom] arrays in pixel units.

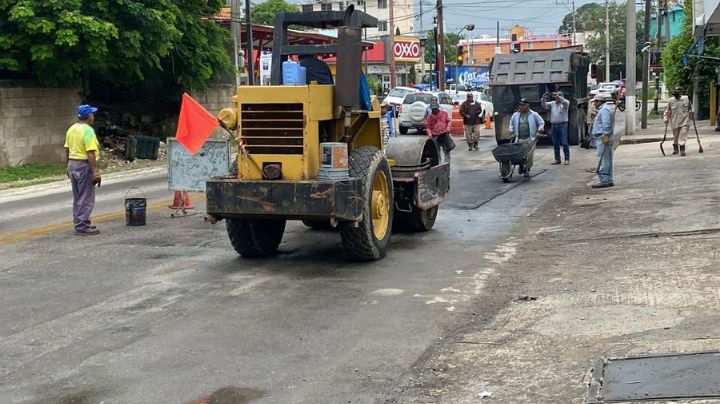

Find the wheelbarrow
[[492, 142, 529, 183]]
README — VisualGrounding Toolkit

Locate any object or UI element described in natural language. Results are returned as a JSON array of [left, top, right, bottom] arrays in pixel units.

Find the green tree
[[559, 2, 604, 34], [251, 0, 299, 25], [0, 0, 231, 91], [662, 0, 719, 118], [408, 65, 416, 84], [423, 31, 463, 67], [577, 2, 644, 79]]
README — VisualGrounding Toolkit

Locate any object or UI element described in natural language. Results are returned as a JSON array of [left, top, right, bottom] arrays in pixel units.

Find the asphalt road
[[0, 136, 605, 403]]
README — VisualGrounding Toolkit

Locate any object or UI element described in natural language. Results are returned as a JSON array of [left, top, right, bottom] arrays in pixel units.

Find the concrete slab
[[593, 352, 720, 402]]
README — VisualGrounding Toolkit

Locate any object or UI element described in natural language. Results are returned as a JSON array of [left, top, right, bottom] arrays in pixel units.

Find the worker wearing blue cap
[[64, 104, 101, 235]]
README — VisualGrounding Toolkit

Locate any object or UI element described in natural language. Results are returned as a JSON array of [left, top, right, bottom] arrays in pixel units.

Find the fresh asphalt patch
[[444, 168, 549, 210]]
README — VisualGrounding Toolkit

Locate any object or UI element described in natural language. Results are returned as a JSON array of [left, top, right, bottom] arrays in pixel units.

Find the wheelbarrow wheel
[[500, 162, 512, 183]]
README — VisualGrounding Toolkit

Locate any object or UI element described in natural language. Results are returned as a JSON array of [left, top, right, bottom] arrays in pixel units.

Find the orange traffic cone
[[169, 191, 194, 210], [485, 113, 492, 129]]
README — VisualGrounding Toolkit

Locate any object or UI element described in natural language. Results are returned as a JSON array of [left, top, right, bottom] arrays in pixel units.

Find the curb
[[620, 137, 663, 145], [0, 166, 168, 198]]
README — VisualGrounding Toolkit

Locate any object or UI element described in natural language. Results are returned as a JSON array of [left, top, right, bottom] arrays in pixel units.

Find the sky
[[279, 0, 610, 37], [435, 0, 603, 36]]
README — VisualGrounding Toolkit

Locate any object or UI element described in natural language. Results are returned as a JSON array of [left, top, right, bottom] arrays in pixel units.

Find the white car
[[591, 82, 618, 98], [384, 86, 417, 115], [451, 92, 494, 121], [398, 91, 454, 134]]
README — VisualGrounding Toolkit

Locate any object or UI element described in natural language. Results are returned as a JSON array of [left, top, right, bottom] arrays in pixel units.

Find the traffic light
[[590, 64, 598, 79], [457, 45, 464, 66]]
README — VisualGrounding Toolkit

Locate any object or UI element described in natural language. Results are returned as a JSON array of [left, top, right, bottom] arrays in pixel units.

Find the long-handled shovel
[[659, 121, 669, 156], [690, 114, 704, 153]]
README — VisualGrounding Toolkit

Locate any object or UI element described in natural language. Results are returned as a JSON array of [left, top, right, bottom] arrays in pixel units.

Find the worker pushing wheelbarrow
[[491, 98, 544, 183]]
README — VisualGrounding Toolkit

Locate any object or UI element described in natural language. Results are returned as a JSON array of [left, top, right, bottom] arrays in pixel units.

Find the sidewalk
[[392, 127, 720, 402], [622, 118, 717, 145]]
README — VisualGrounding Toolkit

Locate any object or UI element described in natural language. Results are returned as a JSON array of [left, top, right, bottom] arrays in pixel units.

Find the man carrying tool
[[509, 98, 544, 178], [64, 104, 102, 235], [542, 91, 571, 165], [459, 92, 483, 151], [664, 86, 692, 156], [590, 94, 615, 189]]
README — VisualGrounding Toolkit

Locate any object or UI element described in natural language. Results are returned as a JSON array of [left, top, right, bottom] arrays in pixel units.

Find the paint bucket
[[318, 142, 349, 180], [125, 188, 147, 226]]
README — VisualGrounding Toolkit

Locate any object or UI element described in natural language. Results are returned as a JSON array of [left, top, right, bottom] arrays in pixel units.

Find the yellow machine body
[[227, 84, 382, 181]]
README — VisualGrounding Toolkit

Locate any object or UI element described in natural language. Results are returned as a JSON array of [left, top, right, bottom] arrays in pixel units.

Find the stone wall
[[0, 81, 81, 168]]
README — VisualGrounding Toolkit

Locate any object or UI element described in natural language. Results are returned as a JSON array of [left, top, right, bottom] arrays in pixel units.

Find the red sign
[[393, 38, 421, 62]]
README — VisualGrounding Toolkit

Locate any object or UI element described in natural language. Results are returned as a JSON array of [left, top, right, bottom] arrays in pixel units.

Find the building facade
[[650, 6, 685, 39], [300, 0, 415, 39], [459, 26, 572, 66]]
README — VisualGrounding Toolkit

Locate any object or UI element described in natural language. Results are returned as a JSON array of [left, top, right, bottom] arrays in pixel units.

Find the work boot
[[474, 141, 479, 151], [468, 142, 473, 151], [680, 145, 686, 156], [672, 144, 679, 155]]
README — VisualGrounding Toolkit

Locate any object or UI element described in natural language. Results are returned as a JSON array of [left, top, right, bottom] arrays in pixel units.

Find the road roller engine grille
[[240, 103, 304, 155]]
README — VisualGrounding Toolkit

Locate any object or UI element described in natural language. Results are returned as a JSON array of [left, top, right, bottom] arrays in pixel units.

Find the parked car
[[384, 86, 418, 116], [398, 91, 453, 134], [596, 82, 619, 98], [451, 92, 494, 122], [446, 83, 468, 98]]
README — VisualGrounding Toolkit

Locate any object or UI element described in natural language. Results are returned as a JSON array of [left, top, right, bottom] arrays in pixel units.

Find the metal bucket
[[318, 142, 349, 180], [125, 188, 147, 226]]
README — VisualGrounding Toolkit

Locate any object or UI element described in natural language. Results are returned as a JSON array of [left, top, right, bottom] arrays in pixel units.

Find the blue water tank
[[282, 61, 306, 85]]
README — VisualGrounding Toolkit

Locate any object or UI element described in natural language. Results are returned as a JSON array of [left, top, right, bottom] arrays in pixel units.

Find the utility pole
[[641, 0, 650, 129], [389, 0, 396, 88], [419, 0, 424, 82], [231, 0, 241, 85], [245, 0, 254, 85], [556, 0, 576, 45], [436, 0, 445, 91], [496, 21, 500, 55], [605, 0, 611, 81], [364, 1, 368, 74], [663, 0, 671, 43], [625, 0, 636, 136], [654, 0, 662, 112], [572, 0, 576, 46]]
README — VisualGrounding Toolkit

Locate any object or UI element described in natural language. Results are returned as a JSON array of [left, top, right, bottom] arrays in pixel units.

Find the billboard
[[444, 65, 490, 87]]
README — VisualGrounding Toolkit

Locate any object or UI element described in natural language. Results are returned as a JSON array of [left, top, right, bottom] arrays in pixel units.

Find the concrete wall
[[191, 84, 236, 115], [0, 81, 81, 168], [191, 84, 237, 138]]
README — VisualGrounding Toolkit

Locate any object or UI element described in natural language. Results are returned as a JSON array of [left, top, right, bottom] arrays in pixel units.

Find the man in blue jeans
[[590, 94, 615, 188], [541, 91, 570, 165]]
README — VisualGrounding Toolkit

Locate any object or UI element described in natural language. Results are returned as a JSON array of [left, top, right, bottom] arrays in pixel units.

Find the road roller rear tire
[[301, 220, 333, 230], [394, 205, 439, 232], [226, 218, 285, 258], [339, 146, 394, 261]]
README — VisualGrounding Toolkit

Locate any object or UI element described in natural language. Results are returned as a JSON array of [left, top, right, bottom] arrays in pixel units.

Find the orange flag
[[175, 93, 219, 155]]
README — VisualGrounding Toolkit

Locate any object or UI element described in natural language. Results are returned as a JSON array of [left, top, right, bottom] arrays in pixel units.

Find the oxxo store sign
[[389, 36, 421, 63]]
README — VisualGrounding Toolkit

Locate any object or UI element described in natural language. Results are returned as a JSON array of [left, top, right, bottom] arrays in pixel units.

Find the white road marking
[[371, 288, 404, 296]]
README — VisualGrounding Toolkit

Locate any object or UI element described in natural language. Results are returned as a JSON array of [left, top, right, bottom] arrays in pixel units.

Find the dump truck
[[204, 7, 450, 261], [489, 48, 590, 145]]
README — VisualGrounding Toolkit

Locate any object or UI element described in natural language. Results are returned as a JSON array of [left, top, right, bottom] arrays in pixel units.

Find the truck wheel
[[399, 126, 408, 135], [226, 218, 285, 258], [340, 146, 394, 261], [302, 219, 332, 230], [395, 205, 438, 232]]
